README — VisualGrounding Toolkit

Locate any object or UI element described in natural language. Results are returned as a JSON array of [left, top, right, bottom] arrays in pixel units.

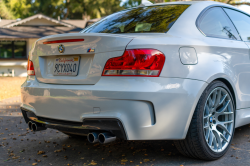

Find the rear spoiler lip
[[43, 39, 84, 44]]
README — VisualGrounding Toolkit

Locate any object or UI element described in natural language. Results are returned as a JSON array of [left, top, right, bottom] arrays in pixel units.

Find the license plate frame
[[53, 56, 80, 76]]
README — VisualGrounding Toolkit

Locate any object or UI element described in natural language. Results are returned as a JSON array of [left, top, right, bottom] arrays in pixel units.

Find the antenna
[[139, 0, 153, 7]]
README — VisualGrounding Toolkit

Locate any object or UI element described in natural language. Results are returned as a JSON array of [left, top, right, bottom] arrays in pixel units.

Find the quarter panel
[[127, 35, 249, 109], [235, 108, 250, 127]]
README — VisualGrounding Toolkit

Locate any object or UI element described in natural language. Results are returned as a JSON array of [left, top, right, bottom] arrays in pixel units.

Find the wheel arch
[[212, 78, 236, 110], [183, 75, 237, 139]]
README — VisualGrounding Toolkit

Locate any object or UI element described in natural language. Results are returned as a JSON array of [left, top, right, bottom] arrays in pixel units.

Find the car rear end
[[21, 3, 207, 141]]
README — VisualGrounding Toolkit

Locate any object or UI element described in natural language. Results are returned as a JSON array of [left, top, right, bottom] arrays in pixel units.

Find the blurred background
[[0, 0, 249, 20]]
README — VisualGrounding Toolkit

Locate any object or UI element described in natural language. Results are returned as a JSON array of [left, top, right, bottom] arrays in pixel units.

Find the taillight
[[102, 49, 165, 77], [27, 57, 35, 76]]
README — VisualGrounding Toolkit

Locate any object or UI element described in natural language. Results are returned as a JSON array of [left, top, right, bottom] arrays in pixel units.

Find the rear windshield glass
[[81, 5, 190, 34]]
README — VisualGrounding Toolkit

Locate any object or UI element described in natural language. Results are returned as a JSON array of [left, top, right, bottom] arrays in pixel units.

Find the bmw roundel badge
[[58, 44, 65, 53], [209, 117, 213, 123]]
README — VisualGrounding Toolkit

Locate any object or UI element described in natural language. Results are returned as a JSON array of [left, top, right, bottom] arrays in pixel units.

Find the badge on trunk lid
[[58, 44, 65, 53], [87, 48, 95, 52]]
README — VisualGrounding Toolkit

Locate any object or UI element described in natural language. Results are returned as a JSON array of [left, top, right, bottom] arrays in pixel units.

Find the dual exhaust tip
[[28, 121, 115, 144], [87, 132, 116, 144], [28, 121, 47, 132]]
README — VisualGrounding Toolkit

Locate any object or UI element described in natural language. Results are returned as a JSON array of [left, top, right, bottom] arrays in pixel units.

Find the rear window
[[81, 5, 190, 34]]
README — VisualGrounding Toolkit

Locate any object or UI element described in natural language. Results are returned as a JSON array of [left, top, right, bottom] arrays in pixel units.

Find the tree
[[0, 0, 124, 20], [121, 0, 141, 8], [0, 0, 15, 19], [4, 0, 32, 19], [62, 0, 123, 20], [28, 0, 65, 18], [0, 0, 247, 20]]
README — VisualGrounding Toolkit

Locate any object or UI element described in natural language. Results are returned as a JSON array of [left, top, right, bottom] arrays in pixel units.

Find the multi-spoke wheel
[[203, 87, 234, 152], [174, 81, 235, 160]]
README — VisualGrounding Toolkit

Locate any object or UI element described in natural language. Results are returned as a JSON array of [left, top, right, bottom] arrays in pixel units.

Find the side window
[[224, 8, 250, 42], [197, 7, 240, 40]]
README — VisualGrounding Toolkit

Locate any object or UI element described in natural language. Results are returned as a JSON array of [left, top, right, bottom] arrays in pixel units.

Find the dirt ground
[[0, 77, 26, 101]]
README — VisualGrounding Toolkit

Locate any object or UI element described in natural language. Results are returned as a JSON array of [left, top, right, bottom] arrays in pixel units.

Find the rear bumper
[[21, 76, 207, 140]]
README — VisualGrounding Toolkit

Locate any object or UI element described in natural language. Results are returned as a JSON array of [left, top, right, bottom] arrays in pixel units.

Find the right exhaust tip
[[28, 121, 33, 130], [98, 132, 116, 144], [87, 132, 99, 143]]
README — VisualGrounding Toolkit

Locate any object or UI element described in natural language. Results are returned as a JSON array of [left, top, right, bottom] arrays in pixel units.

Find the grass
[[0, 77, 26, 101]]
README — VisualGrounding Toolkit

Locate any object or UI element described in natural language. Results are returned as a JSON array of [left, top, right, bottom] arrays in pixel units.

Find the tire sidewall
[[197, 81, 235, 159]]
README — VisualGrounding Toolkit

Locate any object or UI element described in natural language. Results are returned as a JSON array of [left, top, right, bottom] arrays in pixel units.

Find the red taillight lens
[[102, 49, 165, 77], [27, 57, 35, 76]]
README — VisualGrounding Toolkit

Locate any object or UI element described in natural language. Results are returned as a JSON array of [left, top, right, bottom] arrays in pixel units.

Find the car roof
[[143, 1, 239, 11], [140, 1, 247, 17], [148, 1, 230, 6]]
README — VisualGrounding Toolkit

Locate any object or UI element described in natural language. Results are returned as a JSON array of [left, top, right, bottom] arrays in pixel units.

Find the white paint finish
[[31, 33, 133, 84], [21, 77, 207, 140], [126, 6, 250, 110], [27, 38, 39, 57], [237, 5, 250, 15], [35, 50, 124, 84], [179, 47, 197, 65], [245, 42, 250, 50], [21, 1, 250, 140], [32, 33, 133, 56], [127, 36, 250, 110], [235, 108, 250, 128], [93, 107, 101, 114]]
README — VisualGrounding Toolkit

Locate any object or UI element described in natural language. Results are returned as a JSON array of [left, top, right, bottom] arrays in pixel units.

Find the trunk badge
[[87, 48, 95, 53], [58, 44, 65, 53]]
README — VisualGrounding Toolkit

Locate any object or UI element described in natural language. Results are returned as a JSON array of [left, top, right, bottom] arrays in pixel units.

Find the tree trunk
[[63, 0, 70, 19]]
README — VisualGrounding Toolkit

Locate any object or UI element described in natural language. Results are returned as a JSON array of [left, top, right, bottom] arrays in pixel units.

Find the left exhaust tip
[[87, 132, 99, 143], [31, 123, 37, 131], [27, 121, 46, 132]]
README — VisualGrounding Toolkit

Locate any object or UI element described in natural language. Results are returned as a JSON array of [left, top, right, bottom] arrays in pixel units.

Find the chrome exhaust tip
[[31, 123, 37, 131], [98, 132, 116, 144], [29, 122, 46, 132], [28, 121, 33, 130], [87, 132, 99, 143]]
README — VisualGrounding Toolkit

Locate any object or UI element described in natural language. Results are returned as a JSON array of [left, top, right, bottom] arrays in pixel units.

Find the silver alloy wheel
[[203, 87, 234, 152]]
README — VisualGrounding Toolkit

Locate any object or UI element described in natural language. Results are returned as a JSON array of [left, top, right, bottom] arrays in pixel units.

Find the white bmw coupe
[[21, 1, 250, 160]]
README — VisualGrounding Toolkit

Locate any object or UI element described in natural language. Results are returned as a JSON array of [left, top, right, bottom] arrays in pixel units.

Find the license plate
[[53, 57, 80, 76]]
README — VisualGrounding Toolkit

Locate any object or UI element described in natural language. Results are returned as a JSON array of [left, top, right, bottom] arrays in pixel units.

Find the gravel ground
[[0, 97, 249, 166]]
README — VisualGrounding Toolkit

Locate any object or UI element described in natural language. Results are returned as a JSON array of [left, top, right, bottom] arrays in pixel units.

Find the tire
[[174, 81, 235, 160]]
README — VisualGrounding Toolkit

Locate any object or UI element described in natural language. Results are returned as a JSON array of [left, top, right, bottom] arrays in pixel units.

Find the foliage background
[[0, 0, 247, 20]]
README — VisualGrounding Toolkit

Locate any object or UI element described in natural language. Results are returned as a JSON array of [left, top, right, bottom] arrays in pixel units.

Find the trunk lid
[[31, 33, 134, 85]]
